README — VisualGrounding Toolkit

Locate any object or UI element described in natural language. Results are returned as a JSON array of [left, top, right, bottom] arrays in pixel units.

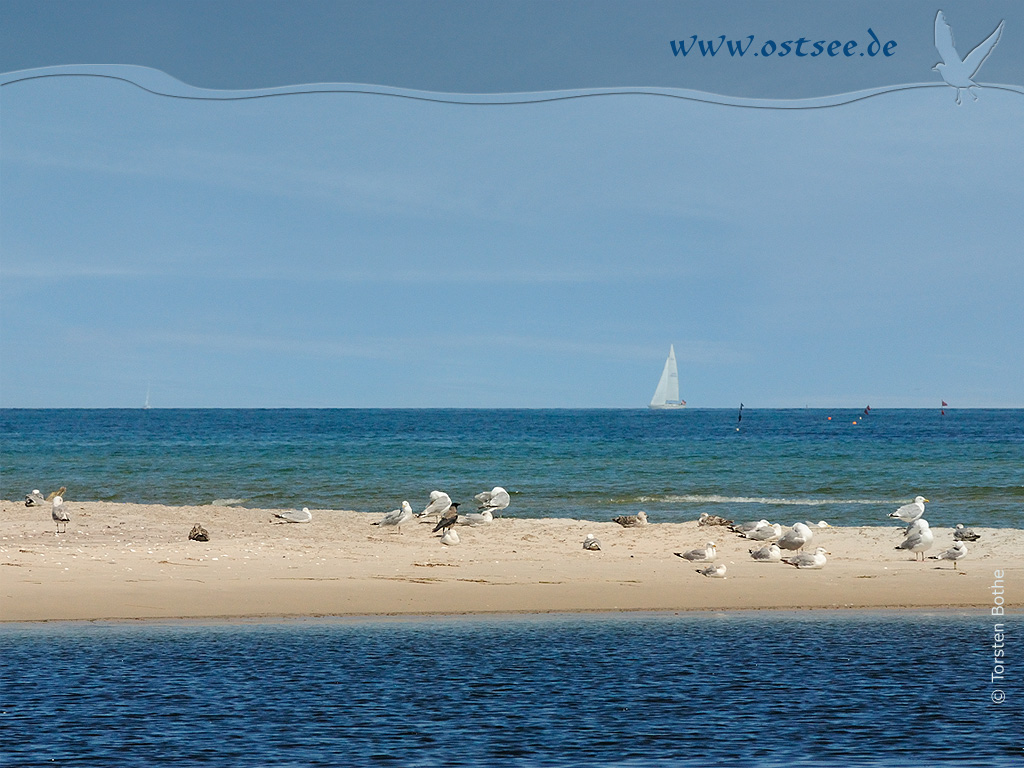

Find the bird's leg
[[955, 88, 963, 106], [969, 85, 979, 101]]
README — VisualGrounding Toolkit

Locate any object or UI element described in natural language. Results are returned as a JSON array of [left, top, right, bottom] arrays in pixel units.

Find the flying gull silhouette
[[933, 10, 1004, 105]]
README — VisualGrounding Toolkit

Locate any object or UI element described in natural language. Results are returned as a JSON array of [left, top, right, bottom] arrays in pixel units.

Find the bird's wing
[[934, 11, 959, 65], [964, 20, 1004, 77], [474, 490, 493, 504]]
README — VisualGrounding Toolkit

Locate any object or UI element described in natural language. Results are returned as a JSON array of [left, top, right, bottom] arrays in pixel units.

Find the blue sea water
[[2, 612, 1020, 767], [1, 408, 1022, 527]]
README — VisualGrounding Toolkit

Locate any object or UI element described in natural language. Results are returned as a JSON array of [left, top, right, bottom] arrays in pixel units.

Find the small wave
[[209, 498, 248, 506], [636, 495, 895, 506]]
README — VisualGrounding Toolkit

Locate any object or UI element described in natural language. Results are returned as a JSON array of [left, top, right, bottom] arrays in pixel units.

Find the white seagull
[[675, 542, 717, 562], [896, 519, 935, 561], [440, 528, 461, 546], [51, 495, 70, 534], [418, 491, 453, 519], [888, 496, 928, 523], [742, 523, 783, 541], [475, 486, 511, 516], [274, 507, 313, 523], [456, 509, 493, 527], [582, 533, 602, 551], [784, 547, 829, 570], [931, 540, 969, 569], [776, 522, 814, 551], [749, 543, 782, 562], [933, 11, 1004, 105], [373, 501, 414, 533], [25, 490, 45, 507], [696, 563, 727, 578]]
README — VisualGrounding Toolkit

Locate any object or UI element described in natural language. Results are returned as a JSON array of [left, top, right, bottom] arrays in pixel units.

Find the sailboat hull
[[648, 403, 686, 409]]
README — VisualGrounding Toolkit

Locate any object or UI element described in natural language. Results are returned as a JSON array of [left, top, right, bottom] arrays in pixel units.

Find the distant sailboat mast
[[649, 345, 686, 409], [144, 385, 151, 410]]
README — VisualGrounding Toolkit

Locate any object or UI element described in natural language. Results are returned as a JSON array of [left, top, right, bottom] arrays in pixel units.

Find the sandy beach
[[2, 499, 1020, 622]]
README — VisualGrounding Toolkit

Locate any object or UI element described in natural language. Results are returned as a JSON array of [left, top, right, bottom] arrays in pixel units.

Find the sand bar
[[2, 500, 1021, 622]]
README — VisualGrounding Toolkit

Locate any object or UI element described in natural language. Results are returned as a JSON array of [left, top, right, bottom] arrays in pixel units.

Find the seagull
[[432, 503, 461, 534], [582, 533, 602, 551], [784, 547, 829, 569], [803, 520, 831, 529], [418, 491, 453, 519], [440, 528, 460, 546], [675, 542, 717, 562], [933, 10, 1004, 105], [896, 519, 935, 561], [953, 524, 981, 542], [274, 507, 312, 523], [776, 522, 814, 551], [931, 540, 968, 569], [613, 511, 648, 527], [373, 501, 414, 533], [749, 543, 782, 562], [888, 496, 928, 523], [51, 495, 70, 534], [696, 563, 727, 578], [742, 523, 783, 541], [475, 486, 511, 516], [456, 508, 493, 527], [729, 519, 771, 535], [25, 490, 45, 507], [698, 512, 733, 527], [902, 518, 929, 538]]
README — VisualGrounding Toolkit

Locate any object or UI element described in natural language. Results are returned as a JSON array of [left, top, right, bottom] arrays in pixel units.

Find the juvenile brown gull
[[613, 511, 648, 527]]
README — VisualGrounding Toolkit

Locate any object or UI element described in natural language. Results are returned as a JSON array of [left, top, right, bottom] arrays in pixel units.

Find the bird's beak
[[931, 65, 939, 71], [924, 499, 930, 503]]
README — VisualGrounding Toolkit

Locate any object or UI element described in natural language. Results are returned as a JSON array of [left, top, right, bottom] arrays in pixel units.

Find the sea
[[1, 409, 1021, 765], [1, 408, 1022, 527]]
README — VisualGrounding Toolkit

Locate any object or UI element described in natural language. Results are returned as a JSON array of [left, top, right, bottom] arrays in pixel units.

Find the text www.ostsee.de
[[670, 29, 897, 59]]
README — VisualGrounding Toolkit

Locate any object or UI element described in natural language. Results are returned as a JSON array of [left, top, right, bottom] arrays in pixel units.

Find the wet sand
[[2, 500, 1020, 622]]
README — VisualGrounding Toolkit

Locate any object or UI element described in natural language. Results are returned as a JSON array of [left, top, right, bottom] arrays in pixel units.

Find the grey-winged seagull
[[749, 543, 782, 562], [475, 487, 511, 516], [274, 507, 313, 523], [729, 519, 771, 535], [696, 563, 727, 578], [895, 519, 935, 561], [373, 501, 414, 533], [888, 496, 928, 523], [418, 491, 453, 520], [675, 542, 717, 562], [933, 11, 1004, 104], [582, 533, 602, 551], [51, 495, 70, 534], [456, 508, 493, 527], [25, 490, 45, 507], [783, 547, 828, 569], [931, 540, 969, 569], [742, 523, 783, 541], [953, 524, 981, 542], [776, 522, 813, 551]]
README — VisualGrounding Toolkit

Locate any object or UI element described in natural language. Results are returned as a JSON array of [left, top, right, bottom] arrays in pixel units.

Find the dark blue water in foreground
[[2, 612, 1020, 767], [1, 408, 1022, 526]]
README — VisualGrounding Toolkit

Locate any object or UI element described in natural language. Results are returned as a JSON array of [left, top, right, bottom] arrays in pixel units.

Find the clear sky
[[2, 3, 1022, 408]]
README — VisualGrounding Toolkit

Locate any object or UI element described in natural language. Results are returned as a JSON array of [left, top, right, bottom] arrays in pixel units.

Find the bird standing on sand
[[432, 503, 461, 535], [749, 543, 782, 562], [418, 491, 453, 520], [696, 563, 727, 578], [888, 496, 928, 523], [896, 519, 935, 561], [274, 507, 313, 523], [698, 512, 733, 527], [582, 533, 602, 551], [933, 10, 1004, 105], [613, 511, 648, 527], [953, 524, 981, 542], [475, 487, 511, 516], [51, 496, 70, 534], [776, 522, 814, 552], [373, 501, 414, 533], [25, 490, 45, 507], [783, 547, 829, 569], [931, 540, 968, 569], [675, 542, 717, 562]]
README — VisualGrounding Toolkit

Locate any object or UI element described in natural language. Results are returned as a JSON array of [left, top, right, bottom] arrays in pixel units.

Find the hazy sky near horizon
[[2, 5, 1023, 408]]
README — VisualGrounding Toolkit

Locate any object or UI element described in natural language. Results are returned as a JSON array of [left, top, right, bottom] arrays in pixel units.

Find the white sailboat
[[649, 345, 686, 409]]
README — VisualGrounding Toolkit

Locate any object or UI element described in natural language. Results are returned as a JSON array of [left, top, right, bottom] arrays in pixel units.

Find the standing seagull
[[373, 501, 414, 533], [888, 496, 929, 524], [931, 541, 969, 570], [51, 495, 70, 534], [776, 522, 814, 552], [418, 491, 453, 520], [475, 487, 511, 516], [933, 11, 1005, 105], [896, 519, 935, 561]]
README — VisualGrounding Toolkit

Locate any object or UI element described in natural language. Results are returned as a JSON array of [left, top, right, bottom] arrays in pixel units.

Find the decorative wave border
[[2, 64, 1022, 109]]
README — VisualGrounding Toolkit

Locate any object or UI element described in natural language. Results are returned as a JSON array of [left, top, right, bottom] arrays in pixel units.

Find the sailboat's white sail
[[649, 345, 686, 409]]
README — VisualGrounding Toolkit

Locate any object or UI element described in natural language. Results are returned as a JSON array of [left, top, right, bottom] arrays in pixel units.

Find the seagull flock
[[24, 484, 982, 575]]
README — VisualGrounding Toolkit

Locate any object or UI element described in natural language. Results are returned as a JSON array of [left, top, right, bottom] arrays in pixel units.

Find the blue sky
[[2, 3, 1023, 407]]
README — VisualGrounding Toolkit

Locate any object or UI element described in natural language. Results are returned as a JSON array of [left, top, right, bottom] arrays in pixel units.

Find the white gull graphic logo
[[932, 10, 1004, 104]]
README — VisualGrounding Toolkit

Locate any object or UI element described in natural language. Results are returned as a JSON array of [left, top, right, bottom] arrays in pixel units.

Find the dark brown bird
[[432, 502, 460, 534]]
